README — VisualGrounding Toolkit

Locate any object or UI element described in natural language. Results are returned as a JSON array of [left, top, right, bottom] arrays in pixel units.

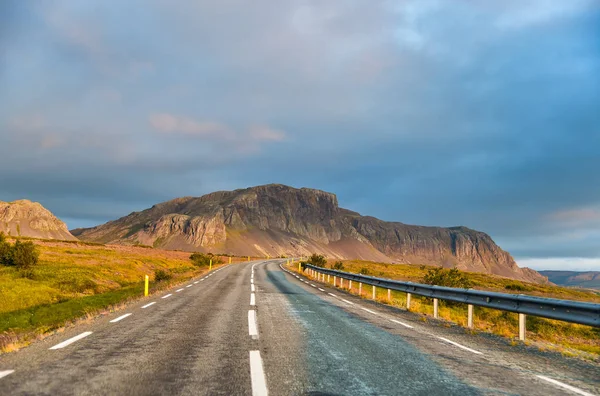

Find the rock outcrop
[[0, 200, 77, 241], [73, 184, 546, 283]]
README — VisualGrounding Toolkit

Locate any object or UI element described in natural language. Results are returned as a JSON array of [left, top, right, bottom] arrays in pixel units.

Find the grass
[[299, 259, 600, 359], [0, 239, 247, 353]]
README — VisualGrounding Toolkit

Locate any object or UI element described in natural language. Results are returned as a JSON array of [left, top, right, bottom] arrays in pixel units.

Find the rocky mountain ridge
[[539, 271, 600, 290], [73, 184, 547, 283], [0, 200, 77, 241]]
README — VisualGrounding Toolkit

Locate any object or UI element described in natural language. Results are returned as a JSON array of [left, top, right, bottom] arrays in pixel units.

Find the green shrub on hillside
[[308, 253, 327, 267], [0, 233, 39, 269], [422, 267, 472, 289], [332, 261, 344, 270], [154, 269, 172, 282]]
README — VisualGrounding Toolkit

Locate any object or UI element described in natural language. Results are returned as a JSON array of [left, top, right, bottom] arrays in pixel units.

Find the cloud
[[0, 1, 599, 271], [248, 125, 286, 141], [149, 113, 232, 139]]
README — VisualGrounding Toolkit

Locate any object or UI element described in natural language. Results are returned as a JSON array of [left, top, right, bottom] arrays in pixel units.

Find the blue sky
[[1, 1, 599, 271]]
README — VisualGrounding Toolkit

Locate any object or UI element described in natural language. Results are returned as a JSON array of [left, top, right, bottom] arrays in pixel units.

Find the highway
[[0, 260, 598, 395]]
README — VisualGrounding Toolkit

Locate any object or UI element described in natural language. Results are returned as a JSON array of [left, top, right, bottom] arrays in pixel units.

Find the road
[[0, 260, 598, 395]]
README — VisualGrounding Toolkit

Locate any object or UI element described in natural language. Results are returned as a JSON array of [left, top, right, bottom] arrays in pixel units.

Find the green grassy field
[[0, 240, 246, 352], [299, 260, 600, 359]]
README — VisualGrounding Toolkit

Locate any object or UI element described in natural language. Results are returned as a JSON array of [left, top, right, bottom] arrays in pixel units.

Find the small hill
[[73, 184, 547, 283], [0, 200, 77, 241], [539, 271, 600, 290]]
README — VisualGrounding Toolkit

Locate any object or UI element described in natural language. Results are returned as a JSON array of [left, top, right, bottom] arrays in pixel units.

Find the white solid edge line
[[248, 310, 259, 338], [142, 302, 156, 309], [49, 331, 93, 350], [0, 370, 15, 379], [536, 375, 594, 396], [162, 294, 172, 299], [390, 319, 414, 329], [249, 350, 269, 396], [250, 293, 256, 306], [110, 313, 132, 323], [436, 337, 483, 355], [176, 289, 184, 292]]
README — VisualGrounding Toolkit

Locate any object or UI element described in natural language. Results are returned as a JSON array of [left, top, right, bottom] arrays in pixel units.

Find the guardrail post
[[349, 280, 352, 290], [340, 278, 344, 288], [519, 313, 526, 341], [433, 298, 439, 318], [334, 276, 337, 286], [372, 285, 376, 300], [359, 282, 362, 296], [468, 304, 474, 328], [327, 274, 330, 283], [406, 293, 411, 310], [387, 289, 391, 302]]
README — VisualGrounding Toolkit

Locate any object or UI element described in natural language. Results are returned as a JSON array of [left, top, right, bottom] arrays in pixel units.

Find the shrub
[[505, 283, 530, 292], [10, 241, 39, 269], [190, 253, 223, 267], [154, 269, 172, 282], [422, 267, 472, 289], [0, 232, 12, 265], [332, 261, 344, 270], [308, 254, 327, 267], [359, 267, 371, 275]]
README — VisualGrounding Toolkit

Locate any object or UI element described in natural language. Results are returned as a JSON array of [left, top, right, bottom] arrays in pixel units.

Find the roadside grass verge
[[0, 240, 245, 353], [296, 260, 600, 360]]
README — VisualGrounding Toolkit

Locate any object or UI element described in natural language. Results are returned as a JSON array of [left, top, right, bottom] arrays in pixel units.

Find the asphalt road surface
[[0, 260, 598, 395]]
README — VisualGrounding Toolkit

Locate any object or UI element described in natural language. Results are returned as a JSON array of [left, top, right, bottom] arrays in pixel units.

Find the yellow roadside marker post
[[210, 259, 212, 271], [248, 256, 250, 262], [229, 257, 232, 264], [144, 275, 149, 297]]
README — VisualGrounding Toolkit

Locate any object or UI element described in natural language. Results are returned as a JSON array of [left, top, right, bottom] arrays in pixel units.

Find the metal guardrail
[[305, 265, 600, 330]]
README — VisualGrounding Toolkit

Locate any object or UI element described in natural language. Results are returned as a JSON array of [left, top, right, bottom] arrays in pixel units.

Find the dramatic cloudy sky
[[1, 1, 599, 270]]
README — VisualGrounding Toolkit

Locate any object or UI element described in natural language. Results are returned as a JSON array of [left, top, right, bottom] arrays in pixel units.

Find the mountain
[[0, 200, 77, 241], [538, 271, 600, 290], [73, 184, 546, 283]]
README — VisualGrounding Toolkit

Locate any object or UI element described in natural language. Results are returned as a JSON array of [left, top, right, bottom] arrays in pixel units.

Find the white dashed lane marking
[[141, 302, 156, 309], [49, 332, 93, 350], [436, 337, 482, 355], [536, 375, 594, 396], [0, 370, 14, 380], [390, 319, 413, 329], [248, 310, 259, 339], [249, 351, 269, 396], [176, 289, 184, 293], [162, 294, 172, 299], [110, 313, 132, 323]]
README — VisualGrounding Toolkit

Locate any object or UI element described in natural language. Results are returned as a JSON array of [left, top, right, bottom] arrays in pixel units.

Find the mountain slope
[[0, 200, 77, 241], [539, 271, 600, 290], [73, 184, 546, 283]]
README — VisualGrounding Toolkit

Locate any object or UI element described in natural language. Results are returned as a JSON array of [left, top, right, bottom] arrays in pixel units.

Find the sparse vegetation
[[332, 261, 344, 270], [0, 239, 246, 353]]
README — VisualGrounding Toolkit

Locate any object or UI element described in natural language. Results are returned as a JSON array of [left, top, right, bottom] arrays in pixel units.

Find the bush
[[359, 267, 371, 275], [154, 269, 172, 282], [332, 261, 344, 270], [422, 267, 472, 289], [505, 283, 530, 292], [10, 241, 39, 269], [0, 235, 39, 269], [308, 254, 327, 267], [190, 253, 223, 267]]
